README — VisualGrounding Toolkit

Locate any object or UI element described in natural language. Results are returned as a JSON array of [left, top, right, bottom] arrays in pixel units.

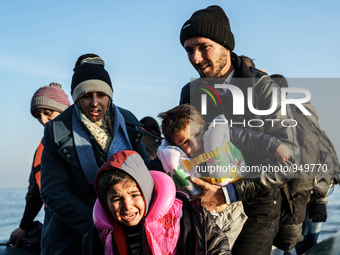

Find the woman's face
[[78, 92, 110, 122], [33, 109, 61, 126]]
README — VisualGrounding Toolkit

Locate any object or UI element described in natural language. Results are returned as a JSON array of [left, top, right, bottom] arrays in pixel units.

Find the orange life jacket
[[33, 139, 44, 192], [32, 139, 47, 207]]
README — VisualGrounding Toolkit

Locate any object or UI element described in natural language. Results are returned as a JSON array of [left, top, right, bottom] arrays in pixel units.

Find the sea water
[[0, 186, 339, 242], [0, 188, 44, 241]]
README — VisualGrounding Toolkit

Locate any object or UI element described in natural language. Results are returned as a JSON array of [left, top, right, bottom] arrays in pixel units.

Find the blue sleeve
[[226, 183, 239, 203], [222, 183, 239, 204]]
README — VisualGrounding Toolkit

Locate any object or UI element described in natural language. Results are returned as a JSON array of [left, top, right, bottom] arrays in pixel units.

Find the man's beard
[[196, 51, 228, 78]]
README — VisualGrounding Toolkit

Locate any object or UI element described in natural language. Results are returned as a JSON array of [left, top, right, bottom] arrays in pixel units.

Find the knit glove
[[309, 203, 327, 222]]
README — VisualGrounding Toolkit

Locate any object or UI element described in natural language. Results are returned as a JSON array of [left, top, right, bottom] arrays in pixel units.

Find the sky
[[1, 0, 340, 188]]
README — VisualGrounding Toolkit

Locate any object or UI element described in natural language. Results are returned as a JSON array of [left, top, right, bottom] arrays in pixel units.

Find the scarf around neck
[[75, 103, 114, 159], [73, 103, 132, 184]]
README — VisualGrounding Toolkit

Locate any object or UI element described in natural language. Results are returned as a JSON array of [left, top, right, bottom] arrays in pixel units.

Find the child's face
[[106, 180, 145, 227], [173, 121, 204, 157]]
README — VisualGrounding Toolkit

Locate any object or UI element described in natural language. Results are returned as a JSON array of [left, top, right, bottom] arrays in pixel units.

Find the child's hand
[[275, 144, 291, 163]]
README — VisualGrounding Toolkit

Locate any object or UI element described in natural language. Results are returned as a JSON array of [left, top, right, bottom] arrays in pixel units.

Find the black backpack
[[313, 126, 340, 198], [273, 103, 340, 251]]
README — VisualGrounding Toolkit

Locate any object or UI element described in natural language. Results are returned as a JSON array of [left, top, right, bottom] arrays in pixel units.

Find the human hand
[[190, 175, 228, 212], [309, 203, 327, 222], [9, 227, 26, 248], [275, 144, 291, 163]]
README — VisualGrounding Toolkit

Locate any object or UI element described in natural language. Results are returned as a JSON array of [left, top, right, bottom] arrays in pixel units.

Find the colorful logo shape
[[198, 82, 223, 107]]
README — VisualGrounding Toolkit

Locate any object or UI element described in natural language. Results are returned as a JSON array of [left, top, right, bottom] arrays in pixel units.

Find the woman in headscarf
[[40, 54, 149, 255]]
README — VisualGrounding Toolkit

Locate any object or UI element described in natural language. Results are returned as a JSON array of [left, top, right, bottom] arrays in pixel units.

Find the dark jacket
[[180, 52, 300, 201], [272, 102, 340, 250], [139, 126, 162, 161], [40, 105, 150, 255], [86, 150, 230, 255], [20, 140, 44, 232], [176, 195, 231, 255]]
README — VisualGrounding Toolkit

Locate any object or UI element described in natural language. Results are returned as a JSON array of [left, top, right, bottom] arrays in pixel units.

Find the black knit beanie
[[71, 54, 113, 102], [180, 5, 235, 51]]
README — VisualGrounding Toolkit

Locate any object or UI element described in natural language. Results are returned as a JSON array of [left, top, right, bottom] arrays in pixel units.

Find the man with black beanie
[[179, 5, 300, 255]]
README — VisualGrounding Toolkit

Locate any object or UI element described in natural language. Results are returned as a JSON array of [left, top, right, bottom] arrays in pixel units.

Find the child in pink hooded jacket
[[85, 150, 231, 255]]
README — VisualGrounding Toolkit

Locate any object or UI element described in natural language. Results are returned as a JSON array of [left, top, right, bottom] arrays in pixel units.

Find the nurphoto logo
[[201, 84, 312, 116]]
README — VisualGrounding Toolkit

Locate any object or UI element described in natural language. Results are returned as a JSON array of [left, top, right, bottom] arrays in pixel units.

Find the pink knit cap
[[30, 83, 71, 116]]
